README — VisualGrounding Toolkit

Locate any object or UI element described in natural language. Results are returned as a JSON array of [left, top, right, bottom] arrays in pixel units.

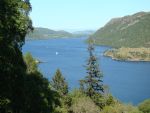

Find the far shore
[[104, 47, 150, 62]]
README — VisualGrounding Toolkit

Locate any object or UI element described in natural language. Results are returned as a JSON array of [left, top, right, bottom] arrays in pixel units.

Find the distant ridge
[[90, 11, 150, 47], [26, 27, 93, 39], [26, 27, 73, 39]]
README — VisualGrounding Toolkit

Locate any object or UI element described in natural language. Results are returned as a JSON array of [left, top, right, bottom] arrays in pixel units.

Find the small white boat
[[35, 59, 42, 63], [56, 52, 59, 55]]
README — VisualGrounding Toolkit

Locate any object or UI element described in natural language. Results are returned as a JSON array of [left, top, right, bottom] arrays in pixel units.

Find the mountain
[[90, 11, 150, 48], [73, 30, 95, 35], [26, 27, 73, 39]]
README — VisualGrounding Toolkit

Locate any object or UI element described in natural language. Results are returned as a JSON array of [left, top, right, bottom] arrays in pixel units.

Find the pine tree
[[51, 69, 68, 96], [51, 69, 72, 113], [80, 43, 104, 106]]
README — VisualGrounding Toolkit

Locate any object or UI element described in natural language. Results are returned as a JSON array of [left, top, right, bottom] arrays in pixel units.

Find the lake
[[23, 37, 150, 105]]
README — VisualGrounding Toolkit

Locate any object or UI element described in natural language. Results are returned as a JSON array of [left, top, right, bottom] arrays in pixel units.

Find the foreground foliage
[[0, 0, 32, 112], [51, 69, 68, 96], [138, 99, 150, 113], [102, 103, 142, 113], [51, 69, 71, 113], [24, 52, 38, 73], [80, 43, 104, 108], [23, 54, 60, 113], [70, 89, 100, 113], [0, 1, 60, 112]]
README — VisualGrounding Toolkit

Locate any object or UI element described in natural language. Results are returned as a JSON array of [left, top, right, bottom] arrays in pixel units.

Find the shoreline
[[104, 47, 150, 62], [104, 55, 150, 62]]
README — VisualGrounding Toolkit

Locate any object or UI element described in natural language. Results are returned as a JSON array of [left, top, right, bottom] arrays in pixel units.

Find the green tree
[[24, 72, 60, 113], [0, 0, 32, 112], [138, 99, 150, 113], [23, 53, 60, 113], [51, 69, 68, 96], [24, 52, 38, 73], [0, 1, 60, 113], [102, 103, 142, 113], [51, 69, 71, 113], [71, 96, 100, 113], [80, 43, 104, 108], [70, 89, 100, 113]]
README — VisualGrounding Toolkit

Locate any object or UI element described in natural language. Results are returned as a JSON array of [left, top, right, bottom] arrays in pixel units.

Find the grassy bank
[[104, 47, 150, 61]]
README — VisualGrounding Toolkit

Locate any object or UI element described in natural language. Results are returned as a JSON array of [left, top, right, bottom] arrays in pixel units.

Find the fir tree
[[51, 69, 68, 96], [80, 43, 104, 107], [51, 69, 72, 113]]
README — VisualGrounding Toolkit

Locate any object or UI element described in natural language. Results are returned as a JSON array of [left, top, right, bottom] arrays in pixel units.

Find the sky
[[30, 0, 150, 31]]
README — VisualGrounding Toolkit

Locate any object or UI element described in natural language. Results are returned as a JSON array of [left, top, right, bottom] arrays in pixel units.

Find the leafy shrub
[[101, 103, 142, 113], [70, 89, 100, 113], [71, 96, 100, 113], [138, 99, 150, 113]]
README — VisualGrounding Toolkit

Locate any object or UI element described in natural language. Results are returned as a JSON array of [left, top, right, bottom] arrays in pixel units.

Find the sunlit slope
[[90, 12, 150, 47]]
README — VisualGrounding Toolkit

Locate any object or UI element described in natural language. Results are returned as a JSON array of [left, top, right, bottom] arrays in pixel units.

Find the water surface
[[23, 37, 150, 105]]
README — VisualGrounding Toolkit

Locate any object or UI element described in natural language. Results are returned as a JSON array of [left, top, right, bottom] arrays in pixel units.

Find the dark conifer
[[80, 42, 104, 107], [51, 69, 68, 96]]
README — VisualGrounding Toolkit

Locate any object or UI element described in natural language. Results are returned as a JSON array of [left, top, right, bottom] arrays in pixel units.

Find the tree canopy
[[51, 69, 68, 96], [0, 1, 60, 113], [80, 43, 104, 108]]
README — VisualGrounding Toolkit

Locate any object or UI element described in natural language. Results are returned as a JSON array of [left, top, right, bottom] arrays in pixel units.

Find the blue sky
[[30, 0, 150, 31]]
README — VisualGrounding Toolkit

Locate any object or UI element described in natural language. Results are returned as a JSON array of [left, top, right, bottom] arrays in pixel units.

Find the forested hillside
[[26, 27, 73, 39], [90, 12, 150, 48]]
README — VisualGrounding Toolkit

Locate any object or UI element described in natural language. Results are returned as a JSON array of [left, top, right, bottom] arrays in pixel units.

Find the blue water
[[23, 37, 150, 105]]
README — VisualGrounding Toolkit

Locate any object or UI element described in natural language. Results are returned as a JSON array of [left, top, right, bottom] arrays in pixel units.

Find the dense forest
[[0, 0, 150, 113]]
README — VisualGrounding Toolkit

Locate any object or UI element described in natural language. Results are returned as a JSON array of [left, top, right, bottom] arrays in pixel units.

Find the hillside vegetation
[[26, 27, 90, 39], [104, 47, 150, 61], [90, 12, 150, 48], [26, 27, 73, 39]]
